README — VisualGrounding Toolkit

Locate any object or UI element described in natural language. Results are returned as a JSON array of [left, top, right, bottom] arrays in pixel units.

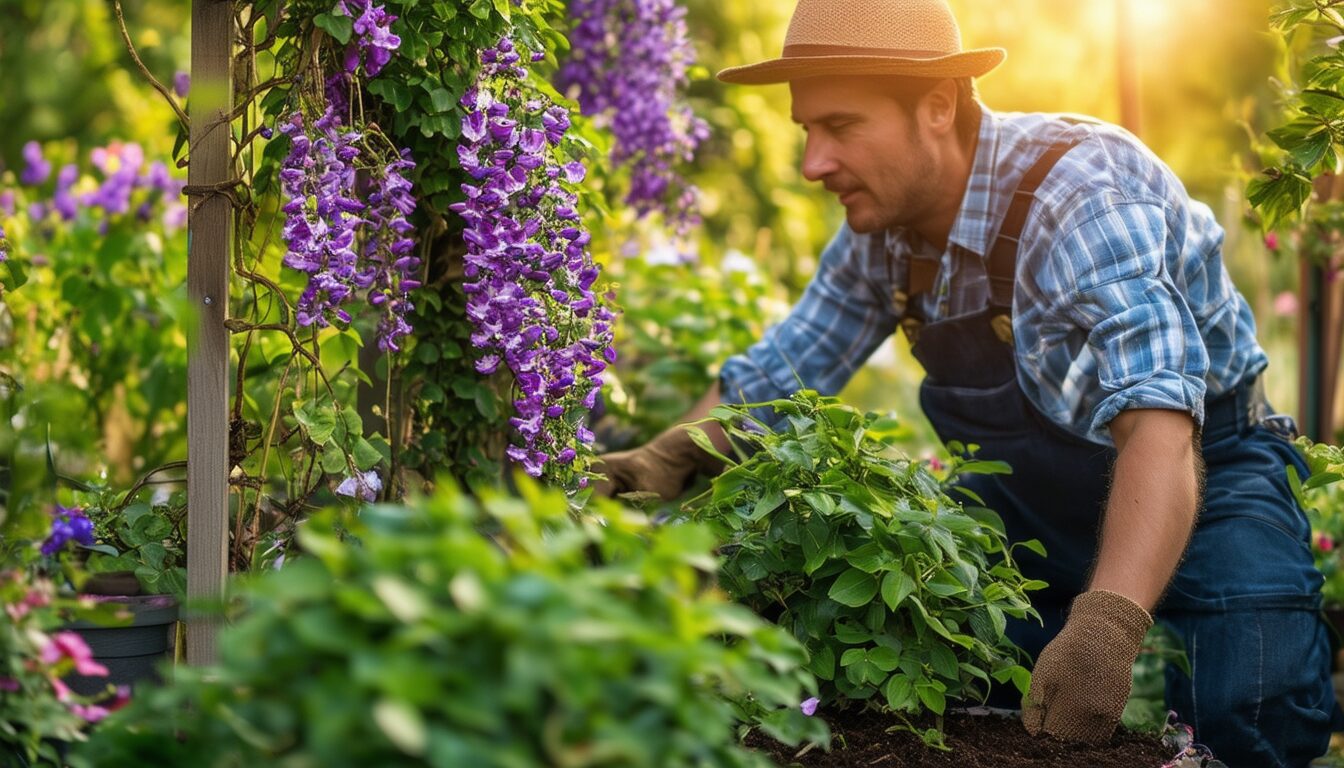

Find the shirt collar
[[944, 102, 1000, 258]]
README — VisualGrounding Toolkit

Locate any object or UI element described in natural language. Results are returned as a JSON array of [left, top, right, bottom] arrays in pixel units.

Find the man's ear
[[918, 79, 958, 138]]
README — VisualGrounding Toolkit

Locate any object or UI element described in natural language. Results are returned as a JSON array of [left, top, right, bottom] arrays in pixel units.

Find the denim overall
[[902, 141, 1340, 766]]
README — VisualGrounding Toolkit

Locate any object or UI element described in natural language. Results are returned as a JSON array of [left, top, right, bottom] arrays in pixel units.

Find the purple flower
[[173, 71, 190, 99], [0, 224, 7, 263], [20, 141, 51, 186], [451, 37, 617, 481], [556, 0, 708, 238], [40, 505, 95, 556], [800, 697, 820, 717], [336, 0, 401, 77], [0, 190, 13, 217], [336, 470, 382, 502]]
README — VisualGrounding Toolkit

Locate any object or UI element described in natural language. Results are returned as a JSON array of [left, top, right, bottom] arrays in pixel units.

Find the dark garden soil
[[747, 709, 1175, 768]]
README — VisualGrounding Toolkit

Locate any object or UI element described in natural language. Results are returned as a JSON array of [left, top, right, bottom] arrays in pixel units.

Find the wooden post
[[186, 0, 232, 665]]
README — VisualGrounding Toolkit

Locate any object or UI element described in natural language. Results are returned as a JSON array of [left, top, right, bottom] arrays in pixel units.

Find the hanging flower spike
[[451, 37, 617, 480], [557, 0, 709, 240], [363, 148, 419, 353], [277, 107, 366, 329], [335, 0, 401, 77]]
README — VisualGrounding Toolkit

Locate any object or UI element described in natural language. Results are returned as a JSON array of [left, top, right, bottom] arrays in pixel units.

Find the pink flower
[[5, 586, 51, 622], [66, 684, 131, 723], [1264, 232, 1280, 251], [0, 677, 19, 692], [800, 696, 820, 716], [1274, 291, 1299, 318], [1318, 533, 1336, 553], [40, 632, 109, 677]]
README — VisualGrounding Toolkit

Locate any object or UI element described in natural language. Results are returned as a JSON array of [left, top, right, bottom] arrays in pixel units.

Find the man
[[597, 0, 1340, 764]]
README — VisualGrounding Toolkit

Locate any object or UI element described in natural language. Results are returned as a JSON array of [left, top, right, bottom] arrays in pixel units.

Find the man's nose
[[800, 133, 838, 183]]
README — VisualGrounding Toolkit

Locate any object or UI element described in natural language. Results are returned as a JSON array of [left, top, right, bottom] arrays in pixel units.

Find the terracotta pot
[[63, 593, 178, 696]]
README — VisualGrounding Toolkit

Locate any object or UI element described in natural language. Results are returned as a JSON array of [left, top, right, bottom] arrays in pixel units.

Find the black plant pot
[[63, 593, 178, 696]]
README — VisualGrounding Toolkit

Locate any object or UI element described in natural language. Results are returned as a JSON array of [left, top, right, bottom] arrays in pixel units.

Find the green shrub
[[681, 390, 1044, 747], [75, 480, 826, 767]]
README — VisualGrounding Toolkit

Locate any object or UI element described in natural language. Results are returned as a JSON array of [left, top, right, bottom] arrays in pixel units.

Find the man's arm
[[1022, 407, 1202, 743], [595, 225, 898, 500], [1089, 408, 1202, 609]]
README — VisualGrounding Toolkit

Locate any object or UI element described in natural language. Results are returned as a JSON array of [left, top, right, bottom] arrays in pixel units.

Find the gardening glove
[[592, 426, 720, 501], [1021, 589, 1152, 744]]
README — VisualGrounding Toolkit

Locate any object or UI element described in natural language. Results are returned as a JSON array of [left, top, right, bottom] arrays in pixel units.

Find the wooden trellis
[[185, 0, 232, 666]]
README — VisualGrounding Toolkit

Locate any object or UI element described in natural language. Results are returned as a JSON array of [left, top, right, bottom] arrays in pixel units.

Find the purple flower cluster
[[0, 224, 8, 263], [40, 505, 94, 556], [16, 141, 187, 233], [557, 0, 709, 237], [336, 0, 401, 77], [451, 37, 616, 479], [278, 108, 367, 328], [276, 104, 419, 350], [363, 150, 420, 352]]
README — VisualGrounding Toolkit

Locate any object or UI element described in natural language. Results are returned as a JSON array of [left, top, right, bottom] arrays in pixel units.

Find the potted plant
[[40, 490, 185, 697]]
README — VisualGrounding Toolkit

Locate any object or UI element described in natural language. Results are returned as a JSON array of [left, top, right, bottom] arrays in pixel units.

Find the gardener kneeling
[[596, 0, 1343, 765]]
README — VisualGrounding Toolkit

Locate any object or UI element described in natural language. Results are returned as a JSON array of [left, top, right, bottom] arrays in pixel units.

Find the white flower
[[336, 470, 382, 502]]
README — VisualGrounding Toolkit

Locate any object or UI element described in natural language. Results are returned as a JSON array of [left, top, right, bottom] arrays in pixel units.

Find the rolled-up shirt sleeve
[[719, 225, 899, 423], [1045, 200, 1210, 443]]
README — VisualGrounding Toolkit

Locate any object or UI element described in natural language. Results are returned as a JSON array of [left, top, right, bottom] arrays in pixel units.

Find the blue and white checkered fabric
[[719, 105, 1267, 446]]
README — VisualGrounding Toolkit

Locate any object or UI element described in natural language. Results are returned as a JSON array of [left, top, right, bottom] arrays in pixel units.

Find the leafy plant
[[75, 479, 827, 767], [680, 390, 1044, 748], [1248, 1, 1344, 230], [70, 488, 187, 599], [1287, 437, 1344, 605]]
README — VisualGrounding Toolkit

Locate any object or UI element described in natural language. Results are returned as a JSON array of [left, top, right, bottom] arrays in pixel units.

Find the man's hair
[[887, 77, 980, 150]]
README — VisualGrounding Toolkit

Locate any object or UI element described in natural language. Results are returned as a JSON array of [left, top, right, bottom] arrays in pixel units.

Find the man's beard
[[858, 141, 938, 235]]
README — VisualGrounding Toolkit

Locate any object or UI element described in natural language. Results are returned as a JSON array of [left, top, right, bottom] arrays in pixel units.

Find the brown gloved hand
[[591, 425, 722, 501], [1021, 589, 1152, 744]]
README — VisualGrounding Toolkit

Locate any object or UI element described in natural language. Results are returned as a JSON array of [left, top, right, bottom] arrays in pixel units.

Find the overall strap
[[986, 139, 1080, 307]]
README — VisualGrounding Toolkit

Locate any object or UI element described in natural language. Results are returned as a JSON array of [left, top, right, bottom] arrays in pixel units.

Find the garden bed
[[747, 709, 1173, 768]]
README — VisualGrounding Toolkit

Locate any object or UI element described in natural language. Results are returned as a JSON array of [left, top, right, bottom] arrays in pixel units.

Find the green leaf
[[928, 644, 959, 680], [881, 570, 915, 610], [884, 675, 915, 710], [374, 699, 428, 756], [294, 400, 338, 445], [685, 426, 735, 467], [916, 682, 946, 715], [313, 12, 353, 44], [868, 646, 901, 672], [828, 569, 879, 608]]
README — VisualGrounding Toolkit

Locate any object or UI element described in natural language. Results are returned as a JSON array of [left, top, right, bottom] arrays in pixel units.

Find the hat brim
[[716, 48, 1006, 85]]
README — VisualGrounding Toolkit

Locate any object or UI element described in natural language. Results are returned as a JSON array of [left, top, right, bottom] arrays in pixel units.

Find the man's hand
[[1021, 589, 1152, 743], [591, 439, 699, 501], [593, 384, 733, 501]]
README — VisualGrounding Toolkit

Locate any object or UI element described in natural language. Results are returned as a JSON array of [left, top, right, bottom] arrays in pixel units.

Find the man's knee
[[1162, 609, 1336, 767]]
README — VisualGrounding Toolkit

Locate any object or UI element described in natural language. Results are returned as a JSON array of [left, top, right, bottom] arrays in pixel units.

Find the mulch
[[746, 709, 1176, 768]]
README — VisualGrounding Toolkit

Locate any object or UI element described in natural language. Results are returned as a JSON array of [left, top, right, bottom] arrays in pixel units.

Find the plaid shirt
[[719, 105, 1267, 446]]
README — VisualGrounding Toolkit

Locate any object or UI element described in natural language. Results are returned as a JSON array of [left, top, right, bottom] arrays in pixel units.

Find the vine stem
[[112, 0, 190, 131]]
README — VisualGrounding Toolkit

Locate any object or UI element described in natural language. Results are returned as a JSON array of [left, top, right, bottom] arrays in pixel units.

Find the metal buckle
[[990, 314, 1014, 345]]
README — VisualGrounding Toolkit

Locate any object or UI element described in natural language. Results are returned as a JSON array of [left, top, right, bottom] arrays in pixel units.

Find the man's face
[[790, 77, 939, 235]]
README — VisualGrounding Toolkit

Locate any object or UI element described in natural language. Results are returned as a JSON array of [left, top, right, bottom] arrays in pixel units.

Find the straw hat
[[716, 0, 1005, 85]]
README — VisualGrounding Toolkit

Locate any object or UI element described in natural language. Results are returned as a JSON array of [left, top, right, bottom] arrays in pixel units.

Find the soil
[[746, 709, 1176, 768]]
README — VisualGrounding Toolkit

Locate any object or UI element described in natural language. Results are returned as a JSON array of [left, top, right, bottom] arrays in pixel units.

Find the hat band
[[781, 44, 951, 59]]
